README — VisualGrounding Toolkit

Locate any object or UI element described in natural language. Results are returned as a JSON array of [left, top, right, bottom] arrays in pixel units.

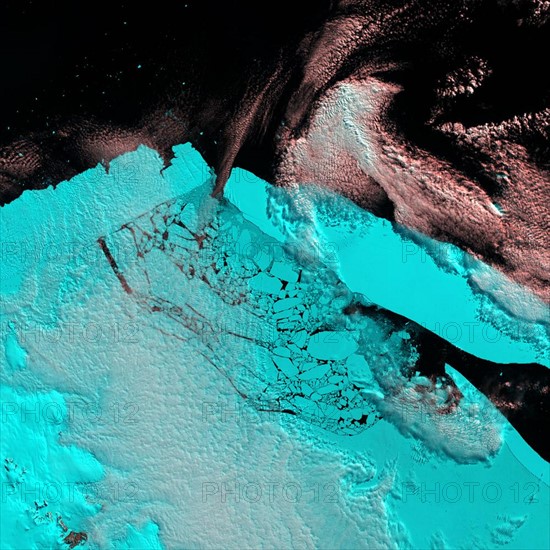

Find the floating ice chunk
[[273, 297, 301, 313], [272, 355, 298, 378], [299, 364, 331, 381], [270, 261, 298, 282], [307, 331, 358, 360], [248, 272, 282, 294]]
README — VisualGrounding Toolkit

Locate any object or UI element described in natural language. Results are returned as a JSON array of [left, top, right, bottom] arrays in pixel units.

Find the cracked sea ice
[[1, 143, 548, 549]]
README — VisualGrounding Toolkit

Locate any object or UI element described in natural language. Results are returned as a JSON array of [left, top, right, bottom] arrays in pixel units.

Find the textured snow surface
[[1, 143, 548, 549]]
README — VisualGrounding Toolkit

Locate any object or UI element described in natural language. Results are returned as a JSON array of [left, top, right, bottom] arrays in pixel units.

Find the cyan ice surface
[[1, 143, 548, 549], [0, 385, 103, 548], [113, 522, 163, 550], [225, 174, 549, 366], [4, 321, 27, 370]]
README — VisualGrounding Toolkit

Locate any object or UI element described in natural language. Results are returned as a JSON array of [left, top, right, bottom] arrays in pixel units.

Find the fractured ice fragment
[[273, 347, 291, 357], [270, 261, 299, 282], [307, 331, 358, 360], [272, 355, 298, 378], [273, 297, 301, 313], [291, 330, 308, 348], [298, 364, 331, 381], [317, 384, 339, 395], [248, 272, 282, 294]]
